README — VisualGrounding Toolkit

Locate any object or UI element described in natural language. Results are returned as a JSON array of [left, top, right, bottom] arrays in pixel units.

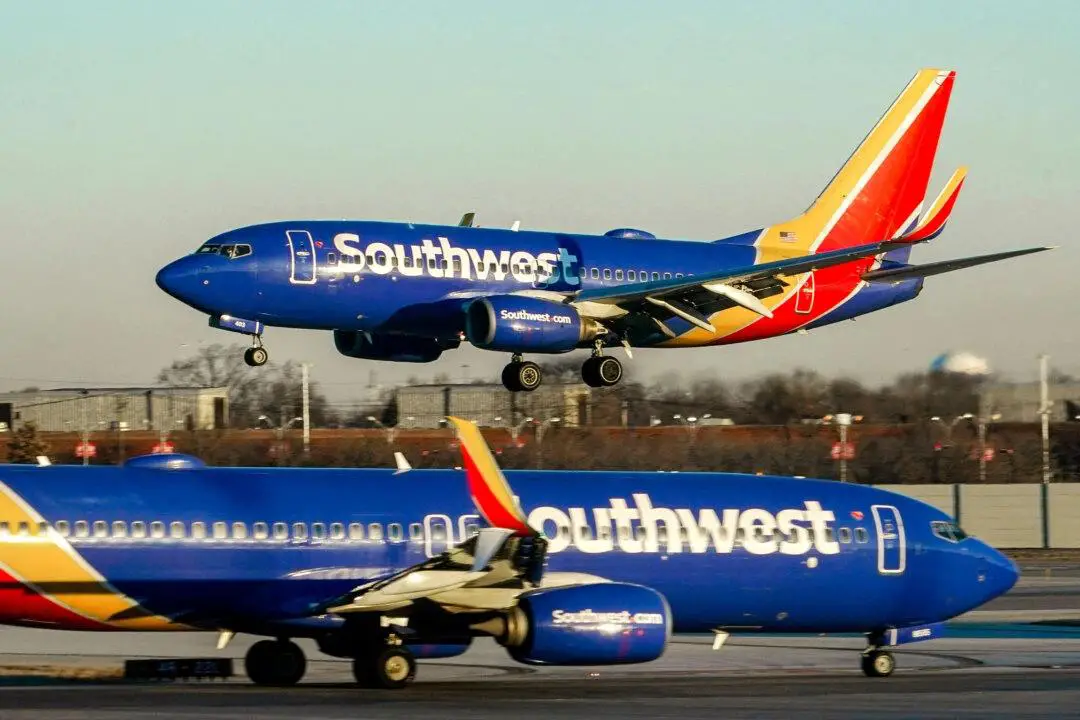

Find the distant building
[[395, 382, 592, 429], [0, 387, 229, 433], [984, 381, 1080, 423]]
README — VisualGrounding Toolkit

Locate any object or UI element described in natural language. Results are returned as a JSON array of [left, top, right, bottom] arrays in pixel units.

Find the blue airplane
[[155, 68, 1049, 391], [0, 418, 1017, 688]]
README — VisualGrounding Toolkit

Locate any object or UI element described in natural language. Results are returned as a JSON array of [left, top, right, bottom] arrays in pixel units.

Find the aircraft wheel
[[352, 646, 417, 689], [502, 361, 542, 392], [861, 649, 895, 678], [244, 346, 269, 367], [245, 639, 306, 686], [582, 356, 622, 387]]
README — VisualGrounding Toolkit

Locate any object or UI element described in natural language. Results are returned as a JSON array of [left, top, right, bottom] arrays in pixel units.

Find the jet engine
[[333, 331, 450, 363], [465, 296, 604, 353], [485, 583, 672, 665]]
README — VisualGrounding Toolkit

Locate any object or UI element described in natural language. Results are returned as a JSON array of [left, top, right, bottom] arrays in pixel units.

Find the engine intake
[[494, 583, 671, 666], [465, 296, 602, 353]]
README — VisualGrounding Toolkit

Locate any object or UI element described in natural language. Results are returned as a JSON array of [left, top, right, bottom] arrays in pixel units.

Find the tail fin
[[756, 69, 956, 256]]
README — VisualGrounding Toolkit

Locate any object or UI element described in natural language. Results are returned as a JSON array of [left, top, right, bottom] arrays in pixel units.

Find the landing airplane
[[0, 419, 1016, 688], [156, 68, 1048, 391]]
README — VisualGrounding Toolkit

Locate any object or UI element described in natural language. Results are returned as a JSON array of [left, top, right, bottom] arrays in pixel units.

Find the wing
[[862, 246, 1052, 283], [570, 241, 889, 334], [321, 417, 597, 616]]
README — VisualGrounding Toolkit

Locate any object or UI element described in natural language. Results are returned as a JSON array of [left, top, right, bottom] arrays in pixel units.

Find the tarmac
[[0, 564, 1078, 719]]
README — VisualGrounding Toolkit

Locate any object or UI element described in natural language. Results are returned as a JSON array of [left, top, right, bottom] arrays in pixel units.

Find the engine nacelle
[[501, 583, 671, 666], [333, 331, 448, 363], [465, 296, 601, 353]]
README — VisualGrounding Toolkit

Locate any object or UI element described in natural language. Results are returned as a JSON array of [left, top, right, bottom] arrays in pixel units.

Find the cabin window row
[[553, 524, 871, 545], [330, 253, 686, 283], [0, 520, 427, 544]]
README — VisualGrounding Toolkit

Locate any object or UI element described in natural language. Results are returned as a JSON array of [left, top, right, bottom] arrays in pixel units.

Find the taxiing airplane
[[0, 419, 1016, 688], [156, 69, 1048, 391]]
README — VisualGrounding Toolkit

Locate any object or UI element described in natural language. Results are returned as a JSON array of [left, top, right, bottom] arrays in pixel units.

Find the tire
[[515, 361, 543, 392], [245, 639, 306, 686], [501, 363, 522, 392], [353, 647, 417, 690], [581, 357, 601, 387], [861, 650, 895, 678], [249, 346, 269, 366], [596, 356, 623, 386]]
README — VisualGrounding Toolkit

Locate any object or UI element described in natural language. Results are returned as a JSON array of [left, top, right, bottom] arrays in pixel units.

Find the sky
[[2, 0, 1078, 400]]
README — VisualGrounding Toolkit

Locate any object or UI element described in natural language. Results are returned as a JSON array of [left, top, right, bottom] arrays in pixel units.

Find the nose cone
[[979, 542, 1020, 600], [156, 257, 203, 306]]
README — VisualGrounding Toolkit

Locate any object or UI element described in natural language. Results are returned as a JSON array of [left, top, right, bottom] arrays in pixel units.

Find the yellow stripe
[[449, 416, 519, 515], [918, 166, 967, 229], [0, 483, 182, 630]]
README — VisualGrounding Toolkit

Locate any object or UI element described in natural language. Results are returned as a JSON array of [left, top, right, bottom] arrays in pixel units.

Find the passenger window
[[409, 523, 422, 540], [0, 521, 9, 536], [93, 520, 108, 538], [855, 527, 869, 544], [75, 520, 89, 538], [293, 522, 308, 541], [824, 527, 835, 543], [327, 252, 337, 264], [603, 269, 612, 280], [212, 522, 228, 539], [330, 523, 345, 541], [578, 267, 586, 278], [253, 522, 269, 540], [150, 521, 166, 539], [462, 521, 480, 538], [55, 520, 70, 537], [590, 268, 599, 279], [348, 523, 365, 541], [132, 521, 147, 539], [615, 269, 624, 280], [18, 521, 31, 537], [112, 521, 128, 538], [170, 521, 186, 539], [368, 523, 383, 541], [663, 272, 672, 280], [675, 273, 684, 279], [388, 523, 404, 542], [628, 270, 636, 281], [839, 527, 852, 544], [651, 272, 660, 281], [273, 522, 288, 541], [192, 521, 207, 539], [232, 522, 248, 540], [312, 523, 326, 540]]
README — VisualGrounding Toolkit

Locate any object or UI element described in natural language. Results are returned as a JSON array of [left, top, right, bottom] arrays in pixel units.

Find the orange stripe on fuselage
[[662, 69, 955, 347], [0, 482, 182, 630]]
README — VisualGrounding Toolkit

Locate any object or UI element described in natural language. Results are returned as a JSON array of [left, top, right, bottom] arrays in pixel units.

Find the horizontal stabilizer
[[862, 247, 1053, 283]]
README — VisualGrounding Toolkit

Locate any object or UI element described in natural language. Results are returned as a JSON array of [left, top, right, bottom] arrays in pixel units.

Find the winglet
[[459, 212, 476, 228], [448, 416, 533, 536], [899, 166, 967, 243], [393, 451, 412, 475]]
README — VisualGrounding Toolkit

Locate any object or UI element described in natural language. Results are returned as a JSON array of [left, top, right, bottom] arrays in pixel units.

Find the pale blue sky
[[2, 0, 1078, 397]]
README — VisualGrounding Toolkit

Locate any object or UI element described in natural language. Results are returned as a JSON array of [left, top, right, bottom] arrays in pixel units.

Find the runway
[[0, 563, 1078, 719]]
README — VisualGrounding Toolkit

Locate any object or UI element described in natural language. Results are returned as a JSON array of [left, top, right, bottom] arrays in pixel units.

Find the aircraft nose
[[156, 257, 204, 306], [978, 541, 1020, 601]]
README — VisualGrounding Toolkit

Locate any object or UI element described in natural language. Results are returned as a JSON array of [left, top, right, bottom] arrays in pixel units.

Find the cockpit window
[[221, 244, 252, 260], [197, 244, 221, 254], [931, 520, 968, 543]]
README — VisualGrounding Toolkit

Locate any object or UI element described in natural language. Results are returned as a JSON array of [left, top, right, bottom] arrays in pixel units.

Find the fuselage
[[0, 460, 1015, 636], [155, 221, 922, 349]]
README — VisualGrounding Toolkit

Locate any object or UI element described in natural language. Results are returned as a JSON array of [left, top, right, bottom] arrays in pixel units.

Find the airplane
[[0, 418, 1017, 689], [156, 68, 1049, 392]]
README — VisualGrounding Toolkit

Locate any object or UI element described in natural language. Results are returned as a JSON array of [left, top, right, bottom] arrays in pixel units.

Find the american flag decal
[[779, 231, 797, 242]]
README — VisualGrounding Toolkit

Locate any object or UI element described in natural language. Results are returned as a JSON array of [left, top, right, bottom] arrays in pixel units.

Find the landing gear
[[501, 355, 543, 392], [244, 337, 268, 367], [244, 639, 306, 686], [352, 646, 417, 689], [861, 649, 896, 677], [581, 355, 623, 387]]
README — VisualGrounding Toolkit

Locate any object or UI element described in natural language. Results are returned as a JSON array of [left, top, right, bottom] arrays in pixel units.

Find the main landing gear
[[500, 346, 625, 393], [243, 636, 419, 689], [243, 336, 269, 367]]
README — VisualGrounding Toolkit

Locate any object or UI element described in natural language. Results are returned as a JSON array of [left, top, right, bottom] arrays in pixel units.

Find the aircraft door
[[794, 272, 816, 314], [423, 514, 455, 559], [286, 230, 317, 285], [871, 505, 906, 574]]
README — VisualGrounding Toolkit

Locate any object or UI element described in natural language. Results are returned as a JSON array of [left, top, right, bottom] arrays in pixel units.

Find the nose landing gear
[[243, 337, 269, 367], [860, 648, 896, 677]]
